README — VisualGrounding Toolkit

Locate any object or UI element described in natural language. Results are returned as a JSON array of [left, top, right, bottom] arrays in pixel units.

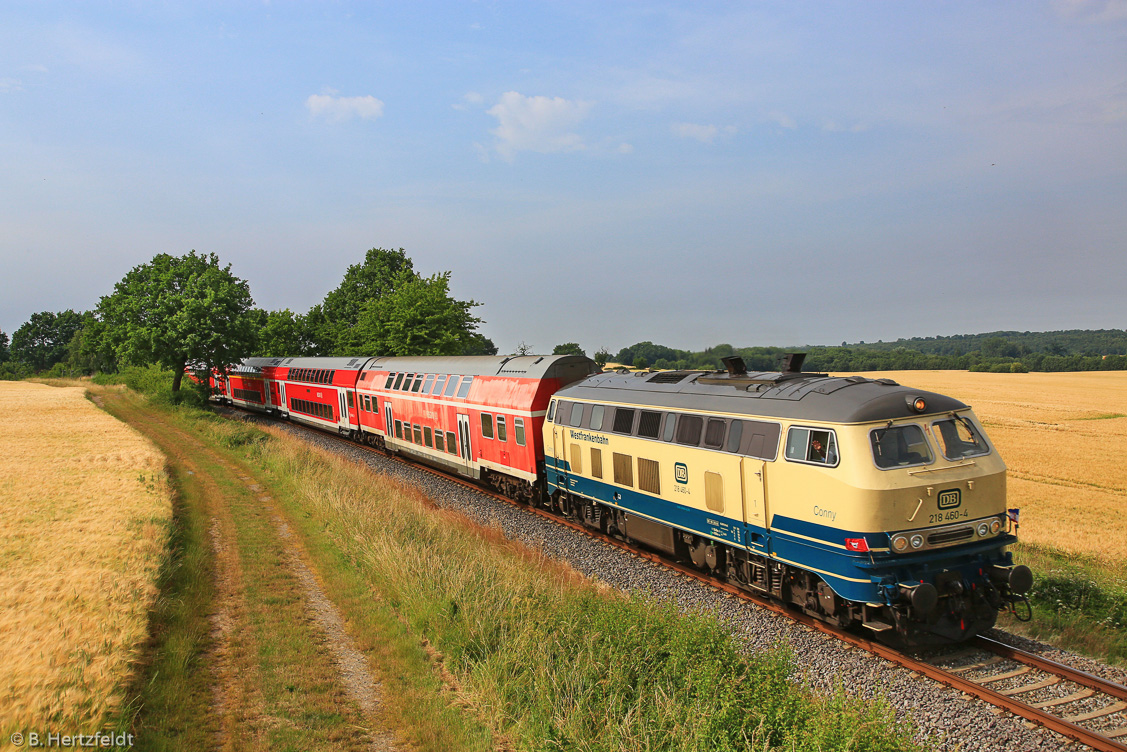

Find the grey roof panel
[[555, 370, 967, 424], [361, 354, 597, 380]]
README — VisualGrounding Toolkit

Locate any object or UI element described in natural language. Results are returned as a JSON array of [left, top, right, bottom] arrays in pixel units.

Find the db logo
[[674, 463, 689, 484], [938, 489, 961, 509]]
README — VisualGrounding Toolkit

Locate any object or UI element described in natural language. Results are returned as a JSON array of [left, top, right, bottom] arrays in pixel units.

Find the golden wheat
[[849, 371, 1127, 566], [0, 383, 171, 735]]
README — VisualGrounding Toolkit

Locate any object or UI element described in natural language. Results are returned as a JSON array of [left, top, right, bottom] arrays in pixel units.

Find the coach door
[[456, 413, 473, 474], [741, 458, 769, 554], [384, 402, 394, 438], [279, 382, 287, 413]]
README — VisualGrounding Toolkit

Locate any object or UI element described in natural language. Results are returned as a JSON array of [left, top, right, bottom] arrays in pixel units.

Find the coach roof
[[362, 354, 597, 380], [245, 356, 374, 370], [554, 369, 968, 424]]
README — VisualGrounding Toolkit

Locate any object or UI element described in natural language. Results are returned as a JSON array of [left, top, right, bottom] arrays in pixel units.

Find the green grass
[[1001, 542, 1127, 666]]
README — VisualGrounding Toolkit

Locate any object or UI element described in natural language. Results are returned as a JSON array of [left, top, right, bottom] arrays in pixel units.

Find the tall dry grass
[[849, 371, 1127, 567], [0, 383, 171, 735]]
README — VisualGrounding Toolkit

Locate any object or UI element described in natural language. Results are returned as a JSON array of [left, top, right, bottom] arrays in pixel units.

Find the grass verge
[[1001, 542, 1127, 667]]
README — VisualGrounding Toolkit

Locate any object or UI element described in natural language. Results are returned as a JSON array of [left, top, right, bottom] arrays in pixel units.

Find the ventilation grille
[[647, 371, 693, 384]]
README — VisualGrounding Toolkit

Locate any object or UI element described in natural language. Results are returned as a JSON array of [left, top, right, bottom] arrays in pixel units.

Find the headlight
[[990, 518, 1002, 534], [977, 522, 990, 537], [892, 535, 909, 552], [910, 534, 924, 549]]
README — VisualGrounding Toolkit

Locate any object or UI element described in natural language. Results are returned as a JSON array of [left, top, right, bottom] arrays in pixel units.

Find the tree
[[514, 341, 534, 355], [552, 342, 586, 357], [98, 251, 256, 393], [66, 312, 116, 374], [593, 348, 610, 367], [347, 271, 483, 356], [462, 333, 498, 356], [0, 329, 9, 363], [10, 310, 84, 371], [251, 308, 315, 357], [320, 248, 415, 354]]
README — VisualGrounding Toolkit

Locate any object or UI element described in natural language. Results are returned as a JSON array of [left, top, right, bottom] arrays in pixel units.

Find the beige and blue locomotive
[[542, 355, 1031, 645]]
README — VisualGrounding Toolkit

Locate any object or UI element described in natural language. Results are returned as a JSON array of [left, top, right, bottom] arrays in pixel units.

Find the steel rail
[[230, 407, 1127, 751]]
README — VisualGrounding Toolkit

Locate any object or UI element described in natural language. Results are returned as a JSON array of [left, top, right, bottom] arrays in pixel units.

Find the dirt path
[[101, 392, 401, 751]]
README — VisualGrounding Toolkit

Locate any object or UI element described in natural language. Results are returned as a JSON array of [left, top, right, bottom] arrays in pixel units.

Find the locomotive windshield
[[870, 424, 933, 469], [931, 416, 990, 460]]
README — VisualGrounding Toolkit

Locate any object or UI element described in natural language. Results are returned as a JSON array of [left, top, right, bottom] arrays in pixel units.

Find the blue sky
[[2, 1, 1125, 355]]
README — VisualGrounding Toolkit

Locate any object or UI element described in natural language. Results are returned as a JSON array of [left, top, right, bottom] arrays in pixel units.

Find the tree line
[[0, 248, 494, 394]]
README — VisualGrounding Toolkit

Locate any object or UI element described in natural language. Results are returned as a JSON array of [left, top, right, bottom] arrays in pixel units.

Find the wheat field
[[849, 371, 1127, 567], [0, 382, 171, 735]]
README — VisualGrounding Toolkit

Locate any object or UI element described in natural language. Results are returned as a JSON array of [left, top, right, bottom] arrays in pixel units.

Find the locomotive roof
[[360, 354, 598, 380], [555, 369, 968, 424]]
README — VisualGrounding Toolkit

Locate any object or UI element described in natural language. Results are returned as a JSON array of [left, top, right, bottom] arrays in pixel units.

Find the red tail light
[[845, 538, 870, 552]]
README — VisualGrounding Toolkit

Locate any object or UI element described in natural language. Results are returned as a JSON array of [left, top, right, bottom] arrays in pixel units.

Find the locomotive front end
[[851, 406, 1031, 644]]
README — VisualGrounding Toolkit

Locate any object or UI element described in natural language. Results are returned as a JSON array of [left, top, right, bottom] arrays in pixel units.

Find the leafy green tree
[[347, 271, 483, 356], [593, 348, 610, 367], [66, 312, 117, 374], [10, 310, 84, 370], [552, 342, 586, 357], [98, 251, 256, 393], [251, 308, 315, 357], [462, 333, 498, 356], [0, 329, 9, 363], [632, 356, 649, 370], [320, 248, 415, 354]]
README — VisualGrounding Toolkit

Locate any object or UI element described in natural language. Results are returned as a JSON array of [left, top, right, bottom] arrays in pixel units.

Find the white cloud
[[671, 122, 737, 143], [486, 91, 593, 160], [305, 91, 385, 122], [768, 111, 797, 129], [0, 78, 24, 94]]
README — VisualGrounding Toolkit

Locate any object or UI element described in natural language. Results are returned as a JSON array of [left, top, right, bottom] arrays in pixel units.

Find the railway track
[[241, 409, 1127, 751]]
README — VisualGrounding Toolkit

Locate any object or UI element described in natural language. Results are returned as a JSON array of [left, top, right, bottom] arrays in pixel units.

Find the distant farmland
[[846, 371, 1127, 566], [0, 382, 171, 736]]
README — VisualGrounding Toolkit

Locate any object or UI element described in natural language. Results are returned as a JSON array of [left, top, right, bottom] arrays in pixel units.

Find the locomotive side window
[[456, 376, 473, 398], [570, 403, 586, 428], [785, 427, 839, 466], [590, 405, 605, 431], [676, 415, 703, 445], [726, 420, 743, 453], [514, 418, 526, 446], [497, 416, 507, 442], [444, 376, 460, 397], [931, 417, 990, 460], [703, 418, 726, 449], [637, 411, 662, 439], [662, 414, 676, 442], [612, 408, 635, 434], [481, 413, 495, 439], [870, 425, 932, 469]]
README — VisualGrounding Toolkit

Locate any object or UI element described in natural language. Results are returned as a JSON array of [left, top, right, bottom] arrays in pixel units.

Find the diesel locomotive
[[214, 352, 1031, 645]]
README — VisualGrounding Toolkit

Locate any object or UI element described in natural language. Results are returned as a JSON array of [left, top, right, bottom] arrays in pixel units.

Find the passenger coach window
[[456, 376, 473, 398], [497, 416, 507, 442], [435, 432, 445, 452], [393, 373, 406, 390], [444, 376, 460, 397], [514, 418, 526, 446], [785, 427, 839, 466], [411, 375, 425, 392], [931, 417, 989, 460], [432, 376, 446, 395], [422, 375, 434, 394], [481, 414, 495, 439], [424, 427, 433, 447], [385, 373, 396, 389], [676, 415, 703, 445], [871, 425, 932, 469], [446, 431, 457, 454]]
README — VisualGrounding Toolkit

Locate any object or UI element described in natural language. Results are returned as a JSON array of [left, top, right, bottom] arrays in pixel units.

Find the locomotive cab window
[[547, 399, 556, 423], [870, 425, 932, 469], [785, 427, 839, 466], [931, 416, 990, 460]]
